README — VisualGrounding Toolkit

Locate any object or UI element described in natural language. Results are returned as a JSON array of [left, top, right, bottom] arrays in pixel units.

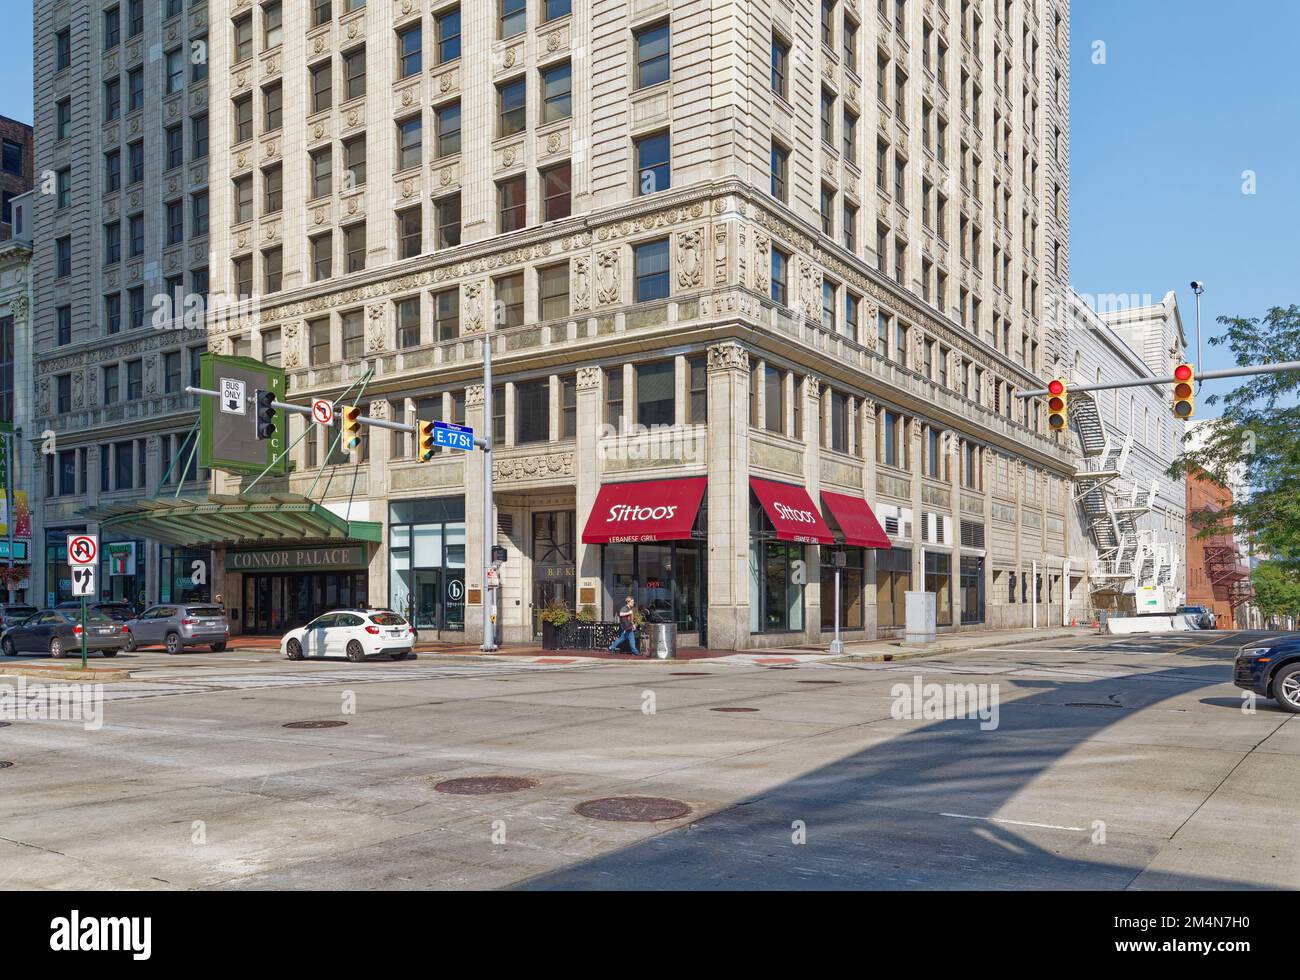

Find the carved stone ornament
[[572, 255, 591, 311], [494, 452, 573, 482], [707, 342, 749, 374], [464, 281, 485, 332], [596, 249, 620, 306], [676, 228, 703, 289], [576, 366, 602, 389]]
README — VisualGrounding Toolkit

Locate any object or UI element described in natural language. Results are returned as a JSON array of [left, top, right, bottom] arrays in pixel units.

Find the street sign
[[491, 545, 508, 564], [200, 354, 288, 477], [433, 420, 475, 451], [221, 378, 247, 415], [311, 399, 334, 426], [71, 565, 96, 598], [67, 533, 98, 567]]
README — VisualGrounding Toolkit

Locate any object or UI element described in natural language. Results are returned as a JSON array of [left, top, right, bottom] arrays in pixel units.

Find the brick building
[[0, 115, 35, 243], [1184, 464, 1247, 629]]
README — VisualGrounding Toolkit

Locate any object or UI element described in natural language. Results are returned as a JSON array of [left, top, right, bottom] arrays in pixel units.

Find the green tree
[[1170, 305, 1300, 574], [1251, 560, 1300, 622]]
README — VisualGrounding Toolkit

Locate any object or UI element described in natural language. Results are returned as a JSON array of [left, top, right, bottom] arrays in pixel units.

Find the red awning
[[582, 477, 707, 544], [749, 477, 834, 545], [821, 491, 892, 548]]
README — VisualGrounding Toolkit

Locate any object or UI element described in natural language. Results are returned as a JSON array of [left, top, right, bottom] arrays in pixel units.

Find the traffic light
[[1172, 363, 1195, 419], [254, 389, 276, 440], [342, 405, 363, 450], [1047, 378, 1068, 432], [416, 419, 436, 461]]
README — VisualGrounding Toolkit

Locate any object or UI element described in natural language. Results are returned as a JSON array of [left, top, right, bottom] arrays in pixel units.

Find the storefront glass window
[[601, 539, 705, 633], [388, 498, 465, 631], [44, 528, 76, 605], [925, 550, 953, 626], [749, 493, 805, 633], [160, 546, 211, 604], [820, 546, 864, 630], [876, 547, 911, 628], [100, 537, 146, 608], [960, 556, 984, 624]]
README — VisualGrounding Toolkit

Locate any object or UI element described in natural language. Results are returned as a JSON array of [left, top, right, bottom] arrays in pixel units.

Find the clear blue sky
[[1070, 0, 1300, 414], [1, 2, 1296, 413]]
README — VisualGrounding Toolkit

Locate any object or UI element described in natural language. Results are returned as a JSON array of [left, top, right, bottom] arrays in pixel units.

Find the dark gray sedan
[[1, 609, 129, 658]]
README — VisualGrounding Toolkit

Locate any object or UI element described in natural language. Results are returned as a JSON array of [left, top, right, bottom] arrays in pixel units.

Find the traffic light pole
[[1018, 360, 1300, 398], [480, 337, 497, 653]]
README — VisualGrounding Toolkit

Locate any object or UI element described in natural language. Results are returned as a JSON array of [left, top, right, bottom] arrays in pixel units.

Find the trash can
[[648, 623, 677, 660]]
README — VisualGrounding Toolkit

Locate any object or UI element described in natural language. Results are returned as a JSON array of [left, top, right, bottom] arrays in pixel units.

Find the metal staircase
[[1071, 389, 1166, 608]]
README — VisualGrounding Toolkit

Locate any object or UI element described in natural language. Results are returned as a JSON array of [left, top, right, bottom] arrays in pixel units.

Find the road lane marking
[[940, 812, 1085, 832]]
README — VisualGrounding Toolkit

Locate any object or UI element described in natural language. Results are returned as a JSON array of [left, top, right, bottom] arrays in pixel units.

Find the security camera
[[1190, 281, 1204, 291]]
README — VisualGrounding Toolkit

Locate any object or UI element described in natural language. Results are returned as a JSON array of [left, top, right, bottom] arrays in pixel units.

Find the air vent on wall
[[960, 520, 986, 549]]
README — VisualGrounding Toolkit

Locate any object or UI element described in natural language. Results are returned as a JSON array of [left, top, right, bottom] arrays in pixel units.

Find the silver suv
[[126, 603, 230, 654]]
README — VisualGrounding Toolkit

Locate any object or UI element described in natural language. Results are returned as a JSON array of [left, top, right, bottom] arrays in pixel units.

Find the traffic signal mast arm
[[184, 386, 490, 447], [1017, 359, 1300, 398]]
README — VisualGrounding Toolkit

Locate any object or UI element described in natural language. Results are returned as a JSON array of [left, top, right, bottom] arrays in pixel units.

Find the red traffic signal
[[1047, 378, 1068, 431], [1172, 364, 1195, 419]]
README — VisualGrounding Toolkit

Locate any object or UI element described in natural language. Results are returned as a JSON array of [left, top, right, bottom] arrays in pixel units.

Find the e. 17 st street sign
[[433, 421, 475, 451]]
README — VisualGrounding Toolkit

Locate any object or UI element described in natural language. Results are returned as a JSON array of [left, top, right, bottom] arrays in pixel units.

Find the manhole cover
[[766, 666, 798, 670], [282, 720, 348, 729], [669, 672, 710, 676], [0, 761, 12, 770], [0, 721, 10, 728], [711, 706, 759, 713], [434, 776, 538, 795], [575, 796, 691, 822], [797, 680, 841, 685]]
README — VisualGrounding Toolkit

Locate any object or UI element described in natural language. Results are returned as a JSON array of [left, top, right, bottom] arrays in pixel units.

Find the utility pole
[[1190, 281, 1205, 393]]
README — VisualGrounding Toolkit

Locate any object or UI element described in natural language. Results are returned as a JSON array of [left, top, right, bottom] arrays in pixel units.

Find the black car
[[0, 604, 39, 629], [1235, 636, 1300, 713], [56, 600, 137, 622], [1, 608, 129, 658]]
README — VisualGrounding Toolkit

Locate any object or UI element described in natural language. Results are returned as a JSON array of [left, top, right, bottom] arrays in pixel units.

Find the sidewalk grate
[[282, 720, 348, 730], [434, 776, 538, 795], [711, 706, 759, 713], [575, 796, 691, 822], [797, 680, 841, 685]]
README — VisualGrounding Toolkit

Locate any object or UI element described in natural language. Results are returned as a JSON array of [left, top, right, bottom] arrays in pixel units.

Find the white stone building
[[0, 191, 35, 601], [1060, 289, 1187, 617], [55, 0, 1077, 648], [29, 0, 215, 609]]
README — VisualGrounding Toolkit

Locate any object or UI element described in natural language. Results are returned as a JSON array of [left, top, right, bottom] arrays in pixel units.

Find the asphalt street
[[0, 631, 1294, 890]]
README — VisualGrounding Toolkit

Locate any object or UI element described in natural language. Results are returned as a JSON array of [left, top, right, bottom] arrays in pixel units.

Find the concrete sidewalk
[[212, 625, 1096, 663]]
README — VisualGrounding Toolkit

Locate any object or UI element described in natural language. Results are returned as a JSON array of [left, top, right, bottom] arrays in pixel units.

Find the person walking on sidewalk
[[609, 596, 640, 656]]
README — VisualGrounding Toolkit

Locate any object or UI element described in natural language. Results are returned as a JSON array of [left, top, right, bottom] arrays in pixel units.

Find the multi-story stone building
[[1062, 289, 1187, 618], [0, 191, 35, 601], [30, 0, 214, 608], [1, 115, 35, 243], [70, 0, 1076, 648]]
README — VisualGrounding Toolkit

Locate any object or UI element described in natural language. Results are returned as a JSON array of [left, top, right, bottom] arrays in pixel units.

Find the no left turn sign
[[311, 399, 335, 426], [68, 534, 98, 567]]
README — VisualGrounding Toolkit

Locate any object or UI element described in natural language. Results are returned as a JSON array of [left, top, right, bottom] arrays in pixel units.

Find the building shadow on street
[[519, 634, 1275, 890]]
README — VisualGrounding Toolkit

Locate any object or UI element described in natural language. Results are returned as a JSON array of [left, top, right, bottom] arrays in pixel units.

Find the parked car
[[125, 603, 229, 654], [55, 600, 138, 622], [282, 609, 415, 662], [0, 604, 39, 629], [1, 608, 129, 658], [1176, 604, 1217, 629], [1235, 635, 1300, 713]]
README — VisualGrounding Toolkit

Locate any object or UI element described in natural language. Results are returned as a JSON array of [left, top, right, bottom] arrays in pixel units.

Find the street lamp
[[1190, 281, 1205, 392]]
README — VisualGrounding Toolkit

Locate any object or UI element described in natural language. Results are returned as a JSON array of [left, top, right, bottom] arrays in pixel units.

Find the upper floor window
[[541, 61, 572, 123], [500, 0, 526, 40], [436, 7, 462, 64], [771, 35, 789, 98], [498, 77, 527, 138], [398, 25, 422, 79], [636, 131, 670, 196], [233, 14, 253, 64], [634, 239, 670, 302], [634, 22, 671, 89]]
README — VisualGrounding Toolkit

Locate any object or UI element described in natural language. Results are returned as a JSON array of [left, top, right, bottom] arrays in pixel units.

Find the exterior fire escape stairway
[[1197, 506, 1255, 615], [1071, 391, 1135, 593]]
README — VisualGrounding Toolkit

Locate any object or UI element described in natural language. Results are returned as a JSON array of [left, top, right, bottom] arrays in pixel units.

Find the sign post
[[68, 533, 98, 670]]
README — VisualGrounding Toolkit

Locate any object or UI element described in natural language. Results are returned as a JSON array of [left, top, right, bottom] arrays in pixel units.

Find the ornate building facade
[[39, 0, 1077, 647]]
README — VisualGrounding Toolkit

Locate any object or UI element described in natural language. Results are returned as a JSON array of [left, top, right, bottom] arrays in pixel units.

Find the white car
[[281, 609, 416, 662]]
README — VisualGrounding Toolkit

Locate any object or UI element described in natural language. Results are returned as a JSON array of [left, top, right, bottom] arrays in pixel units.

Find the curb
[[0, 665, 133, 682], [828, 627, 1091, 664]]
